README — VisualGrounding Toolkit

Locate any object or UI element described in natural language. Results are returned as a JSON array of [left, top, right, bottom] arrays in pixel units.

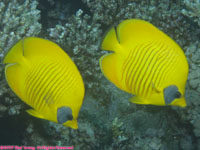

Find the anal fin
[[99, 53, 124, 90], [5, 63, 26, 100], [152, 83, 162, 93], [26, 109, 44, 119], [129, 96, 149, 105]]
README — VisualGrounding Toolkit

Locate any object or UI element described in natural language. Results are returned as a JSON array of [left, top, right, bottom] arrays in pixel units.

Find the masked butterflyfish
[[99, 19, 189, 107], [3, 37, 85, 129]]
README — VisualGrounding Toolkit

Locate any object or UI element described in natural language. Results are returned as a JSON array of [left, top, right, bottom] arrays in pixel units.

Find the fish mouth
[[170, 97, 187, 107]]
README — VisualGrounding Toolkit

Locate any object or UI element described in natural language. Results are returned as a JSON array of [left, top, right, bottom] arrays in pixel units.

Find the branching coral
[[0, 0, 41, 55], [182, 0, 200, 26], [0, 0, 41, 138]]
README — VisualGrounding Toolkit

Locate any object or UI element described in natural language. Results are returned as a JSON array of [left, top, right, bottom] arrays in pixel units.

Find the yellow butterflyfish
[[99, 19, 189, 107], [3, 37, 85, 129]]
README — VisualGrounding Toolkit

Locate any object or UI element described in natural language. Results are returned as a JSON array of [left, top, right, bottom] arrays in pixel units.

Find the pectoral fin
[[129, 96, 149, 105], [152, 83, 162, 93]]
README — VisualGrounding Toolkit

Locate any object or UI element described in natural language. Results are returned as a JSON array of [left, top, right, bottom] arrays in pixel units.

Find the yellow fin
[[129, 96, 149, 105], [3, 39, 28, 100], [3, 39, 25, 64], [23, 37, 69, 60], [4, 37, 72, 62], [171, 97, 187, 107], [99, 53, 124, 90], [101, 27, 121, 52], [26, 109, 44, 119], [4, 63, 26, 99], [63, 119, 78, 129], [117, 19, 171, 46], [152, 83, 162, 93]]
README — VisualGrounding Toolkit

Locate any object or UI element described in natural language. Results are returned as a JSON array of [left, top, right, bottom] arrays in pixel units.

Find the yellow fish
[[99, 19, 189, 107], [3, 37, 85, 129]]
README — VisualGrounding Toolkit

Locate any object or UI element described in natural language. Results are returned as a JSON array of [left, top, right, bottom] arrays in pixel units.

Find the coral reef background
[[0, 0, 200, 149]]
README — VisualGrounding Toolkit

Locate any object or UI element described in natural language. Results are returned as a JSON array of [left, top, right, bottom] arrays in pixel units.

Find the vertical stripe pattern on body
[[25, 61, 78, 111], [121, 42, 178, 98]]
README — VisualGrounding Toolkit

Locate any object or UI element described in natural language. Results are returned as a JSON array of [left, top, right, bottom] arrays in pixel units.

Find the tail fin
[[3, 39, 25, 64], [3, 39, 27, 99], [101, 27, 121, 52]]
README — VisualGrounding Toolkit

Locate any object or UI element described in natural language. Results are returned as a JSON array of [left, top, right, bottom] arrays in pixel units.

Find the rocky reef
[[0, 0, 200, 149]]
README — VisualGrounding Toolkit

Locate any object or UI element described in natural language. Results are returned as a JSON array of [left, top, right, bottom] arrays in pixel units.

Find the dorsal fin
[[3, 38, 25, 64], [116, 19, 177, 47]]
